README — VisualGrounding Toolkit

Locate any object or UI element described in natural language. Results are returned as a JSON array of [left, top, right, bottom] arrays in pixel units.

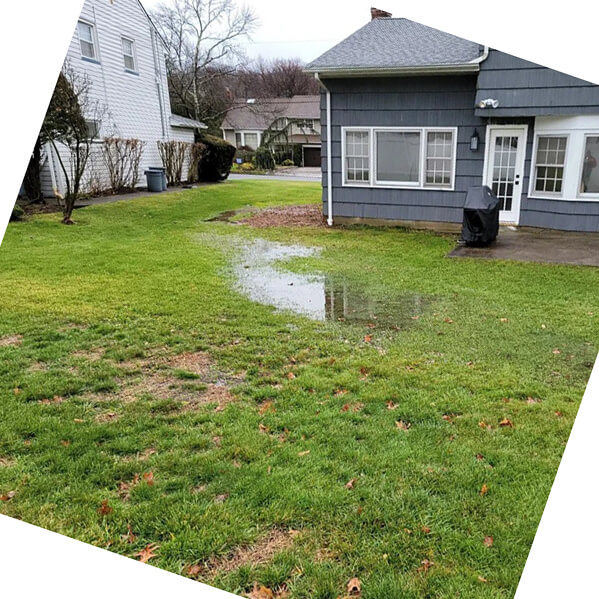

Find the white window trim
[[235, 130, 262, 149], [77, 19, 98, 61], [527, 128, 599, 203], [121, 36, 137, 72], [528, 133, 571, 200], [343, 128, 371, 186], [577, 133, 599, 200], [341, 126, 458, 191]]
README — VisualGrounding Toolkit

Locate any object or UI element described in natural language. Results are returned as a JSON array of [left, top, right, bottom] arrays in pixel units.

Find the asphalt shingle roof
[[169, 114, 207, 129], [221, 96, 320, 131], [306, 18, 484, 73]]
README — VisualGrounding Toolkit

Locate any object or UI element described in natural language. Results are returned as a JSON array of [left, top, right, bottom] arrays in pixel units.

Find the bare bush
[[158, 141, 189, 185], [102, 137, 146, 192], [187, 143, 206, 183]]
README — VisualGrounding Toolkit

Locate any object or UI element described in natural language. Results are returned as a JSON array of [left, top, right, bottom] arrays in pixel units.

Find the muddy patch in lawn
[[232, 238, 430, 328], [0, 335, 23, 347], [205, 204, 323, 228], [72, 348, 105, 361], [189, 528, 297, 579], [89, 351, 241, 410], [240, 204, 324, 228]]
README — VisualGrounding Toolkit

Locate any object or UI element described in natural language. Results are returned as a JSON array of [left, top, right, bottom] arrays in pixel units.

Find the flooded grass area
[[1, 181, 597, 599], [231, 237, 429, 329]]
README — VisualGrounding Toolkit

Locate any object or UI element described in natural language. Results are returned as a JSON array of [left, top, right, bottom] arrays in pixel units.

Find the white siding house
[[42, 0, 205, 197]]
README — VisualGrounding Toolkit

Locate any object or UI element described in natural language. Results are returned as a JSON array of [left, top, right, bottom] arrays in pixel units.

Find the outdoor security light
[[478, 98, 500, 109], [470, 129, 480, 151]]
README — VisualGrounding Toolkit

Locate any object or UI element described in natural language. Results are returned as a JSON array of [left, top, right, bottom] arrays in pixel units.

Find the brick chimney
[[371, 7, 392, 19]]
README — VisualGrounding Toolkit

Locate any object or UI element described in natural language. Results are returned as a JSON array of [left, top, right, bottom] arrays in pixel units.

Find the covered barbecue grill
[[460, 185, 500, 246]]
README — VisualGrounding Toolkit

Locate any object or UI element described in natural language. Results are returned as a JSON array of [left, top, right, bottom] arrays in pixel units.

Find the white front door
[[484, 126, 528, 224]]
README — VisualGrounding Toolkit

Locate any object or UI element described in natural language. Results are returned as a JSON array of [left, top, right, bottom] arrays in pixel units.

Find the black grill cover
[[460, 185, 500, 246]]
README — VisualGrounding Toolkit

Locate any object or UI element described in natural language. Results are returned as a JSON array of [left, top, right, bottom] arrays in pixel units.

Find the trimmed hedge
[[198, 134, 236, 182]]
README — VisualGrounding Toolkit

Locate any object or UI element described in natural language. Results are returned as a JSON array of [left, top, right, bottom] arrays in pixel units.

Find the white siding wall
[[42, 0, 196, 196]]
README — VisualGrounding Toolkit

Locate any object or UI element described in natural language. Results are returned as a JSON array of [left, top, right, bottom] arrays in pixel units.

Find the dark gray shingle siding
[[307, 18, 483, 72], [321, 75, 486, 223], [475, 50, 599, 117]]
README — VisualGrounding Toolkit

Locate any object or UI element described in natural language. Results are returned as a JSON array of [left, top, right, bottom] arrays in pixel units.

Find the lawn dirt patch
[[192, 528, 297, 579], [87, 351, 240, 409], [0, 457, 16, 468], [240, 204, 324, 228], [0, 335, 23, 347], [72, 348, 105, 361]]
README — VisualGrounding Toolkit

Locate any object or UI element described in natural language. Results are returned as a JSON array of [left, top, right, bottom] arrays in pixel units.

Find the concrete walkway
[[449, 227, 599, 267], [74, 184, 206, 208]]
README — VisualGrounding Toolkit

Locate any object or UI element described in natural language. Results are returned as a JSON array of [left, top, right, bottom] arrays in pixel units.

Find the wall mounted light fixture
[[470, 129, 479, 152]]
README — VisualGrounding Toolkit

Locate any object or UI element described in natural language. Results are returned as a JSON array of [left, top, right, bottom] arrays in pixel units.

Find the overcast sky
[[140, 0, 379, 63]]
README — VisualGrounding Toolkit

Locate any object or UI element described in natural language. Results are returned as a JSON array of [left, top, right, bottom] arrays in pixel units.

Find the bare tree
[[255, 58, 319, 98], [40, 66, 105, 224], [152, 0, 257, 127]]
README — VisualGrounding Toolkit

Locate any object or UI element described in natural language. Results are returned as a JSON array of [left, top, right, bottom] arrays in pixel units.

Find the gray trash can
[[148, 167, 167, 191], [145, 170, 164, 193]]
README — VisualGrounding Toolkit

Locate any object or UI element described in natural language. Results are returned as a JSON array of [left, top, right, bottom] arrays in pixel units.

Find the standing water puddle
[[232, 238, 428, 328]]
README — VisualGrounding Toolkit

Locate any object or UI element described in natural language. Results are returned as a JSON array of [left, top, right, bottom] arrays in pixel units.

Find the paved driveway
[[449, 227, 599, 267], [229, 167, 321, 183]]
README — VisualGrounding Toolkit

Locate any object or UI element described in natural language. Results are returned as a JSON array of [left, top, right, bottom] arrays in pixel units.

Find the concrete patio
[[449, 226, 599, 267]]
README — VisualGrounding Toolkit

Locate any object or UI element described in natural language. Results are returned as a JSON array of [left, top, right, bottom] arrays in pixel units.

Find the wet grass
[[0, 180, 598, 598]]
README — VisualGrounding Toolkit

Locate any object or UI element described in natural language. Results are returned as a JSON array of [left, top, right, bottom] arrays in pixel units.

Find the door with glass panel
[[484, 126, 527, 224]]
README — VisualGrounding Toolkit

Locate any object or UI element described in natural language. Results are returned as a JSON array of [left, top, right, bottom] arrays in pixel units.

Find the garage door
[[303, 146, 321, 167]]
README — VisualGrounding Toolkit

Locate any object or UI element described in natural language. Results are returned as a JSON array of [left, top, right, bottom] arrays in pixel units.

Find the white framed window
[[342, 127, 457, 190], [425, 131, 454, 187], [234, 131, 262, 150], [375, 130, 421, 186], [532, 135, 568, 196], [85, 120, 101, 141], [579, 135, 599, 195], [121, 37, 136, 71], [77, 21, 97, 60], [344, 130, 370, 184]]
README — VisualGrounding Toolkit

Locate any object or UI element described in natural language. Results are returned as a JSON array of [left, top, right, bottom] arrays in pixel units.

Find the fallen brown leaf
[[186, 564, 202, 577], [417, 559, 434, 573], [480, 483, 489, 496], [483, 536, 494, 548], [297, 450, 310, 457], [142, 471, 155, 486], [135, 543, 159, 563], [121, 524, 136, 544], [345, 478, 357, 490], [98, 499, 113, 516], [363, 335, 373, 343], [396, 420, 411, 431], [499, 418, 513, 428], [421, 526, 431, 534], [0, 491, 16, 502], [347, 577, 362, 596], [386, 400, 398, 410], [286, 372, 296, 380], [249, 584, 275, 599]]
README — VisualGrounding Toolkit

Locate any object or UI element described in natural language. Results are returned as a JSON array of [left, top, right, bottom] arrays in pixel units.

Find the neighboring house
[[306, 10, 599, 231], [221, 96, 322, 167], [41, 0, 205, 197]]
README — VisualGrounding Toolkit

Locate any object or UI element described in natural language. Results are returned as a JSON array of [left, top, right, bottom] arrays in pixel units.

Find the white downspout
[[315, 73, 333, 226]]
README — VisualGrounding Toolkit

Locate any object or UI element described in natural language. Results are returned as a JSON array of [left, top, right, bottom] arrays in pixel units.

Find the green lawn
[[0, 181, 597, 598]]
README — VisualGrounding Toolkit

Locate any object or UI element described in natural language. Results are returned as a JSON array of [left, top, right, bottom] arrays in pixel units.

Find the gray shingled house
[[305, 11, 599, 231]]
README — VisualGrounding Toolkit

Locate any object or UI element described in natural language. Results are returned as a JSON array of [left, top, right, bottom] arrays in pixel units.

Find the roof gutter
[[305, 63, 480, 78], [469, 45, 490, 64], [314, 73, 333, 227]]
